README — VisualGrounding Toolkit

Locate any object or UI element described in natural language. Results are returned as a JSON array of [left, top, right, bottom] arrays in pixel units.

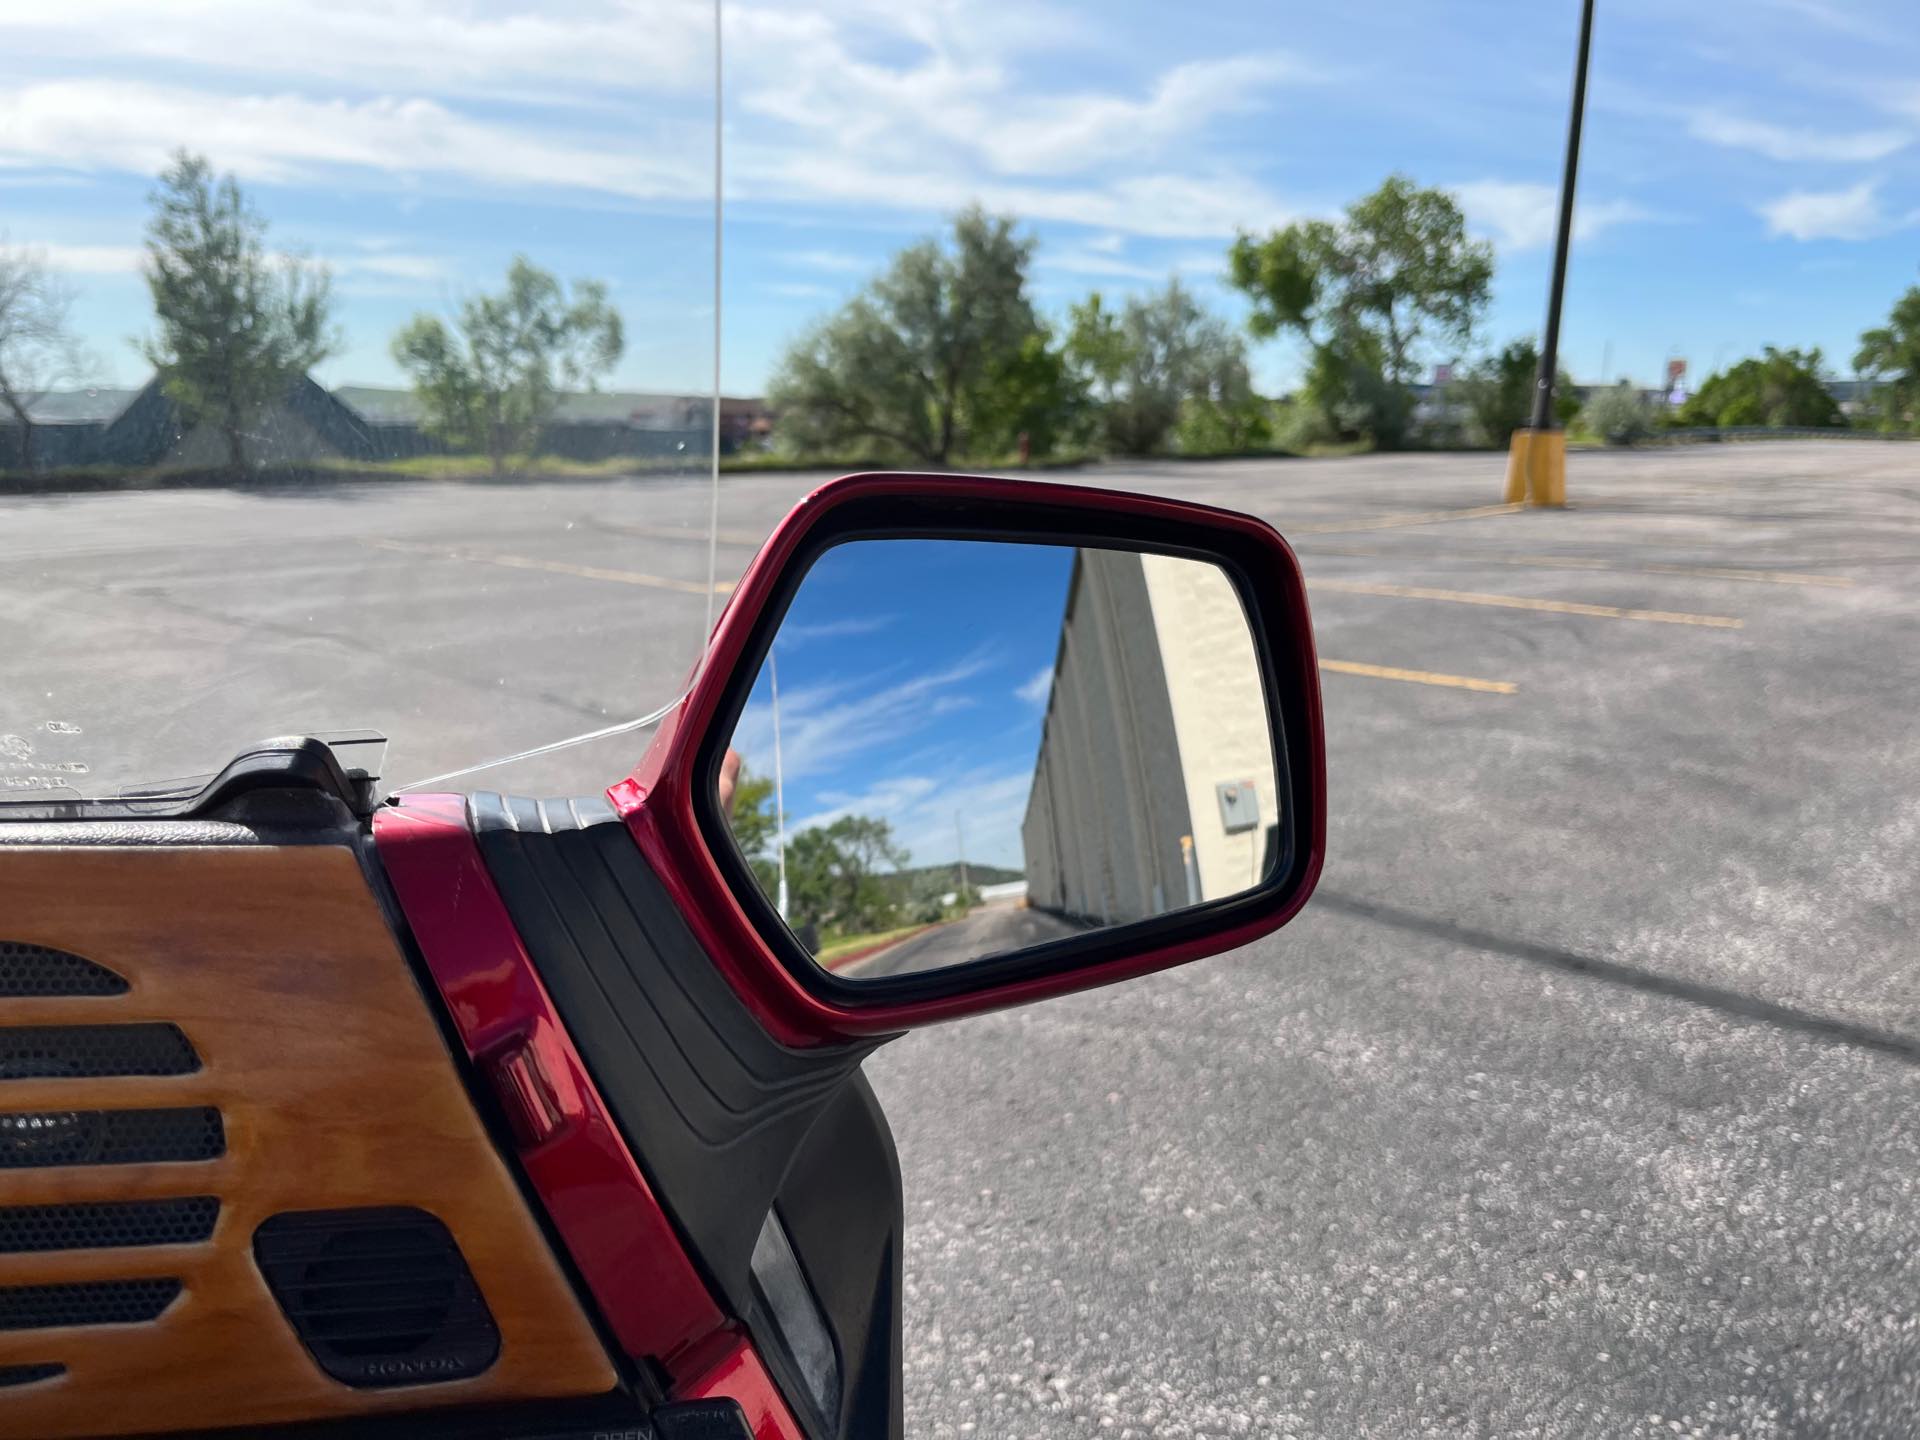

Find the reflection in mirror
[[717, 539, 1279, 984]]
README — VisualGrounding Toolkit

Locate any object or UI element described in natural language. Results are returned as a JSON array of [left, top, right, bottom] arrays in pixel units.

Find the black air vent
[[254, 1208, 501, 1388], [0, 1108, 226, 1168], [0, 1363, 64, 1388], [0, 1024, 199, 1079], [0, 944, 128, 998], [0, 1278, 180, 1330], [0, 1196, 220, 1253]]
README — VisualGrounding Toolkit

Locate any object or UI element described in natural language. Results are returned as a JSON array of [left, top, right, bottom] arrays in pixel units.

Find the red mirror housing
[[612, 473, 1325, 1045]]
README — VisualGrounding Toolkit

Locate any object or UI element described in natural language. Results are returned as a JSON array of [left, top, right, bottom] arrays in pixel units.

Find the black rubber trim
[[0, 732, 384, 824], [757, 1074, 903, 1440], [689, 491, 1318, 1008], [468, 793, 881, 1319]]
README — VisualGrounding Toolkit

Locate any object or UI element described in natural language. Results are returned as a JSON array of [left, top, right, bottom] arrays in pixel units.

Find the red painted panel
[[676, 1335, 809, 1440], [372, 796, 728, 1363]]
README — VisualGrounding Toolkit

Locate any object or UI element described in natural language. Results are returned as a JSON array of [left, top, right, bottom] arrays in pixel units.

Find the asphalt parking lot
[[4, 443, 1918, 1437]]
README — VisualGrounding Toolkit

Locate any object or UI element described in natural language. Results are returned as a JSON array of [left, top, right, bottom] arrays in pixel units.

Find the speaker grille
[[0, 1196, 220, 1253], [255, 1208, 501, 1388], [0, 1363, 64, 1388], [0, 1279, 181, 1330], [0, 944, 128, 998], [0, 1024, 199, 1079], [0, 1108, 226, 1168]]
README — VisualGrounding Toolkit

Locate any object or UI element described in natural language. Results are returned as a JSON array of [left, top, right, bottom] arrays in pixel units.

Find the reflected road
[[847, 902, 1089, 979]]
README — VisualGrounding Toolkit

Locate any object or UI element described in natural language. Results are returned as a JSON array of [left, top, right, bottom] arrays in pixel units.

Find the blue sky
[[7, 0, 1920, 395], [729, 539, 1073, 871]]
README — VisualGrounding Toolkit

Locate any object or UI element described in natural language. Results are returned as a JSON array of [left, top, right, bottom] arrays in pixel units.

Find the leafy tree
[[142, 152, 337, 474], [784, 815, 909, 935], [768, 208, 1047, 463], [1580, 382, 1654, 445], [1229, 176, 1493, 446], [1671, 347, 1842, 429], [1854, 286, 1920, 432], [724, 765, 780, 895], [1067, 279, 1255, 455], [0, 242, 86, 473], [392, 257, 623, 477], [1459, 339, 1577, 447], [967, 328, 1085, 459]]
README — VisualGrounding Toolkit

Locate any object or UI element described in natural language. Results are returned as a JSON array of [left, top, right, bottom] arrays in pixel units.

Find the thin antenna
[[704, 0, 724, 640]]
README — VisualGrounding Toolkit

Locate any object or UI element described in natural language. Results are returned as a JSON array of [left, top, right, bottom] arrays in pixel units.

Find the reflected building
[[1021, 551, 1277, 926]]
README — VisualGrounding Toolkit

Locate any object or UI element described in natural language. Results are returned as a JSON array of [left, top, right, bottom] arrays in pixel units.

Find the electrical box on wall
[[1215, 779, 1260, 834]]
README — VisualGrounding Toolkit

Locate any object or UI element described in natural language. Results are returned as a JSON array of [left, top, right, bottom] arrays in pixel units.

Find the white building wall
[[1139, 554, 1279, 902], [1022, 549, 1278, 922]]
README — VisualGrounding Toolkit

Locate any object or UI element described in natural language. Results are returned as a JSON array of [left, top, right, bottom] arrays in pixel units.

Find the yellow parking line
[[1502, 555, 1853, 588], [365, 538, 735, 595], [1319, 659, 1517, 694], [1312, 578, 1742, 628], [592, 518, 766, 547], [1289, 502, 1524, 535], [1299, 545, 1851, 588]]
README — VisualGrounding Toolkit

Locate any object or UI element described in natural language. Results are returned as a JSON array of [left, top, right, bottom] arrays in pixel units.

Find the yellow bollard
[[1504, 428, 1567, 507]]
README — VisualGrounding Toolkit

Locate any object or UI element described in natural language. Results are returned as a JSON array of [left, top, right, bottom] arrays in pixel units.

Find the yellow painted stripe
[[591, 517, 766, 547], [1299, 545, 1851, 588], [1289, 502, 1524, 535], [1500, 554, 1853, 588], [1312, 578, 1742, 628], [1319, 659, 1517, 694], [365, 538, 735, 595]]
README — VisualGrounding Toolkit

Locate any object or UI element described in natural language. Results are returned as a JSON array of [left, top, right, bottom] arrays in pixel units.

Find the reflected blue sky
[[730, 539, 1075, 872]]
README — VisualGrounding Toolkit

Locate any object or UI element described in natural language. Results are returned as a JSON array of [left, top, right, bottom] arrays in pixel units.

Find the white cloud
[[767, 281, 835, 299], [29, 240, 446, 283], [779, 615, 896, 644], [0, 81, 705, 200], [1015, 665, 1054, 706], [35, 243, 144, 274], [1687, 110, 1909, 163], [730, 650, 992, 783], [1, 1, 718, 106], [1454, 180, 1653, 251], [1759, 179, 1886, 239]]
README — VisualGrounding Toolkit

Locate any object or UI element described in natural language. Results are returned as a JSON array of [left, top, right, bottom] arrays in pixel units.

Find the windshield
[[5, 5, 1920, 1434], [3, 5, 730, 800]]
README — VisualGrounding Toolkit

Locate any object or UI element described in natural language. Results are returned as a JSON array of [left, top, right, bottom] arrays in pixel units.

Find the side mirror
[[615, 474, 1324, 1041]]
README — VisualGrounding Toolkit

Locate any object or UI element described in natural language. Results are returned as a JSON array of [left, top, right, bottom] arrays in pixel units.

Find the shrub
[[1580, 383, 1654, 445]]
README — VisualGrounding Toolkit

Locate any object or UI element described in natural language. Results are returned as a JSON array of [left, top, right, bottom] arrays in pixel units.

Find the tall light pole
[[1506, 0, 1595, 508], [770, 647, 788, 921]]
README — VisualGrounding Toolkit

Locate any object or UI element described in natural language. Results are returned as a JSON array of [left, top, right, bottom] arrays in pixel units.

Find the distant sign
[[1666, 358, 1688, 387]]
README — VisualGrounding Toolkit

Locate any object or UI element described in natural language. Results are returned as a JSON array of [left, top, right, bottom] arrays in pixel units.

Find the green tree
[[784, 815, 909, 935], [1672, 347, 1842, 429], [1067, 279, 1255, 455], [392, 257, 623, 477], [724, 765, 780, 895], [768, 208, 1047, 463], [1854, 286, 1920, 432], [1229, 175, 1493, 447], [141, 152, 337, 475], [0, 241, 86, 473], [1458, 339, 1576, 447]]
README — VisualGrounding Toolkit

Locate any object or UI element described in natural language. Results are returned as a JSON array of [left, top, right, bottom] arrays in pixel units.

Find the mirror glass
[[715, 538, 1280, 983]]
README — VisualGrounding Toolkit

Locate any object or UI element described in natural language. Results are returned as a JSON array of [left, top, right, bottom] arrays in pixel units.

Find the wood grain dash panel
[[0, 845, 616, 1438]]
